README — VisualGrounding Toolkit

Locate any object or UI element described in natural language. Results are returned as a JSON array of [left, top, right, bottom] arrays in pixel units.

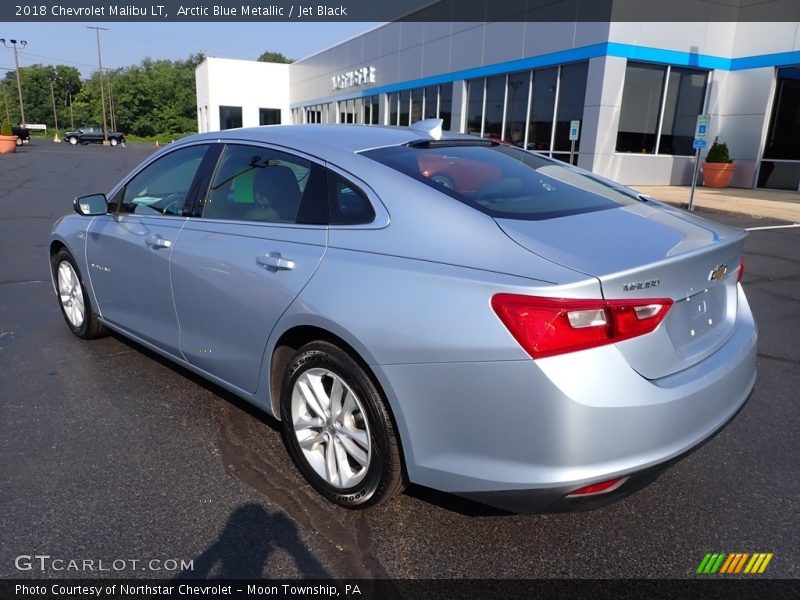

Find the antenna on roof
[[410, 118, 443, 141]]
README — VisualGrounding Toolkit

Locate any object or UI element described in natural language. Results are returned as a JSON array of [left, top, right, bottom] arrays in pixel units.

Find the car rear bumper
[[377, 284, 757, 511]]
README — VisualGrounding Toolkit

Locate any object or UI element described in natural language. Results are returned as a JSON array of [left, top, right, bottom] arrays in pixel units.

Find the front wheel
[[68, 136, 78, 145], [51, 248, 107, 339], [280, 341, 405, 509]]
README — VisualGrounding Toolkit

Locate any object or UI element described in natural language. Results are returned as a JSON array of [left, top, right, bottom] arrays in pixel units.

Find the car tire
[[68, 136, 78, 145], [51, 248, 107, 340], [15, 137, 22, 146], [110, 138, 118, 147], [280, 341, 405, 509]]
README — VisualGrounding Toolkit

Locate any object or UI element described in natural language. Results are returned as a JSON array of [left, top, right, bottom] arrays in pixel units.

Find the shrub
[[706, 137, 732, 163], [0, 119, 11, 136]]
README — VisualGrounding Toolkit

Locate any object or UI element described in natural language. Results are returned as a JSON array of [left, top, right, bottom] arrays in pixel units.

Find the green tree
[[257, 50, 293, 63], [1, 64, 80, 128]]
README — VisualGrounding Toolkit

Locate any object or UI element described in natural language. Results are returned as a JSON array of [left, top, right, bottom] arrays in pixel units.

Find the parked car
[[12, 126, 30, 146], [49, 122, 756, 512], [64, 126, 125, 146]]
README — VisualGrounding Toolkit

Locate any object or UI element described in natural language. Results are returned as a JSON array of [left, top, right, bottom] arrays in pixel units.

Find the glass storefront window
[[424, 86, 438, 119], [411, 88, 423, 124], [554, 62, 588, 152], [466, 79, 484, 136], [659, 67, 708, 156], [763, 67, 800, 161], [528, 67, 557, 152], [389, 93, 398, 126], [617, 63, 665, 153], [504, 71, 530, 146], [617, 62, 707, 155], [370, 96, 380, 124], [399, 90, 410, 126], [484, 75, 505, 138], [440, 83, 453, 130]]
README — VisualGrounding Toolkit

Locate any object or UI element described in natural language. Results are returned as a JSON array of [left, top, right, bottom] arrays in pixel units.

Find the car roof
[[185, 124, 473, 155]]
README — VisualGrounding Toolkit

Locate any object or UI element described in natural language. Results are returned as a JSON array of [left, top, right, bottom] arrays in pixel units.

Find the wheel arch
[[267, 323, 410, 480]]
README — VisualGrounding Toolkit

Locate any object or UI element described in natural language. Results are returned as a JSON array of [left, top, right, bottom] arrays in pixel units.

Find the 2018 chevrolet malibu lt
[[49, 121, 756, 512]]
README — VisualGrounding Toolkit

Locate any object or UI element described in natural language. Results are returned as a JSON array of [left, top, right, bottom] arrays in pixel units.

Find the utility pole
[[65, 90, 74, 129], [0, 38, 27, 126], [49, 78, 60, 141], [107, 75, 116, 132], [3, 88, 10, 124], [86, 26, 109, 145]]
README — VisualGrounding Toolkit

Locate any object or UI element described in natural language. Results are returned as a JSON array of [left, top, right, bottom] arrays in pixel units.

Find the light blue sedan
[[50, 121, 756, 512]]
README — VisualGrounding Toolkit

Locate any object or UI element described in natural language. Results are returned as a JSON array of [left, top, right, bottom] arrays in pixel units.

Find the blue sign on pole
[[693, 139, 708, 149]]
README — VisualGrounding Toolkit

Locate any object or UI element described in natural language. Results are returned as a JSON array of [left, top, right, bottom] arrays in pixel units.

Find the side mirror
[[73, 193, 108, 216]]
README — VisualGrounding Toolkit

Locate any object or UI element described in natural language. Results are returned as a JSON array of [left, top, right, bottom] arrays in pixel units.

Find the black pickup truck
[[64, 126, 125, 147], [11, 126, 30, 146]]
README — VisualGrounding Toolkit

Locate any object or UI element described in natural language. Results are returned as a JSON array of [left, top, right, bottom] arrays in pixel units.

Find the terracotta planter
[[703, 162, 736, 188], [0, 134, 17, 154]]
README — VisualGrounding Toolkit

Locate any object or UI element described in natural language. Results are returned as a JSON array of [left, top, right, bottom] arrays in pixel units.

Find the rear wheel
[[15, 137, 22, 146], [280, 341, 404, 509], [51, 248, 107, 339], [110, 137, 118, 147]]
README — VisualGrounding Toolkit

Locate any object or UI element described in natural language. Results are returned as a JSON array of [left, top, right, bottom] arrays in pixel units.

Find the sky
[[1, 22, 383, 76]]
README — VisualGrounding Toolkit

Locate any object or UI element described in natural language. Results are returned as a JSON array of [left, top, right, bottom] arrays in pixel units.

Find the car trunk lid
[[495, 202, 747, 379]]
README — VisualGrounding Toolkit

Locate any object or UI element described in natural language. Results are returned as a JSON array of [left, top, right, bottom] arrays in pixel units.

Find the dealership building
[[195, 20, 800, 190]]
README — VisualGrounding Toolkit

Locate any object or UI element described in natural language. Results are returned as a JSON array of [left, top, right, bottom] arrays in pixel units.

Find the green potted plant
[[0, 118, 18, 154], [703, 137, 735, 188]]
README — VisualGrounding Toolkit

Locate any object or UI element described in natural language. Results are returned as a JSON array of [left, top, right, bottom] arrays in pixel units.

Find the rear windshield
[[362, 143, 640, 220]]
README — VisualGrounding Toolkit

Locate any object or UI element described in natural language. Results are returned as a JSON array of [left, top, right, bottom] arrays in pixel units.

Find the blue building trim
[[291, 43, 800, 108]]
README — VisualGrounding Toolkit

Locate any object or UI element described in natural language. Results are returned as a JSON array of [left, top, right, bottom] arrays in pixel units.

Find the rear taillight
[[491, 294, 673, 359], [738, 258, 745, 282]]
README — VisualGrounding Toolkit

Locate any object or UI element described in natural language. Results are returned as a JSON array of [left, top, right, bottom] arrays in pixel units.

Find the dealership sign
[[331, 66, 376, 91]]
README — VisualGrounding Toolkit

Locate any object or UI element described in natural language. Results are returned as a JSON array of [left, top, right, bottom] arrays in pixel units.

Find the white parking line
[[745, 223, 800, 231]]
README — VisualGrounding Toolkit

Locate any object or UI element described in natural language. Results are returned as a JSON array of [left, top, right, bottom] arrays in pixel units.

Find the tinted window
[[219, 106, 242, 130], [616, 63, 665, 153], [763, 66, 800, 161], [203, 144, 326, 224], [327, 171, 375, 225], [120, 145, 208, 216], [259, 108, 281, 125], [363, 143, 639, 221]]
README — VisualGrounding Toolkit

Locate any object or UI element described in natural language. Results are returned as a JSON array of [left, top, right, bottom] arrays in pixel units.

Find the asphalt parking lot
[[1, 140, 798, 580]]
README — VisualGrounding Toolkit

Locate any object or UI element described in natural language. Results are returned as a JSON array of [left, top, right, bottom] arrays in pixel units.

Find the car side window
[[327, 171, 375, 225], [203, 144, 327, 225], [119, 145, 208, 217]]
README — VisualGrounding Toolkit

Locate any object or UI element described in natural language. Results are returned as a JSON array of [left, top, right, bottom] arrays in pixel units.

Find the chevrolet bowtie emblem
[[709, 264, 728, 282]]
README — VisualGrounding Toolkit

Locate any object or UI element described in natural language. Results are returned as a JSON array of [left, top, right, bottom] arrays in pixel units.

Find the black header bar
[[3, 0, 800, 22]]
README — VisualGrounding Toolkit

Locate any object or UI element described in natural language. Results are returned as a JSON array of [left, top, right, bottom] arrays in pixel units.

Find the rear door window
[[363, 143, 640, 220], [202, 144, 327, 225]]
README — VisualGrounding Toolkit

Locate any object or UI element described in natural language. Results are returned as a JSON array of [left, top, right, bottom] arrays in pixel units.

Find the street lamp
[[0, 38, 28, 126]]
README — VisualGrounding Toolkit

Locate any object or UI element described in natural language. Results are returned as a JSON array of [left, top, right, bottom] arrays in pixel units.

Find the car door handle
[[256, 254, 295, 271], [145, 235, 172, 249]]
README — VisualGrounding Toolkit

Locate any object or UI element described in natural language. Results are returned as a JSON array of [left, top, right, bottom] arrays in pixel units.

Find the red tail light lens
[[738, 258, 745, 282], [566, 477, 629, 498], [491, 294, 673, 359]]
